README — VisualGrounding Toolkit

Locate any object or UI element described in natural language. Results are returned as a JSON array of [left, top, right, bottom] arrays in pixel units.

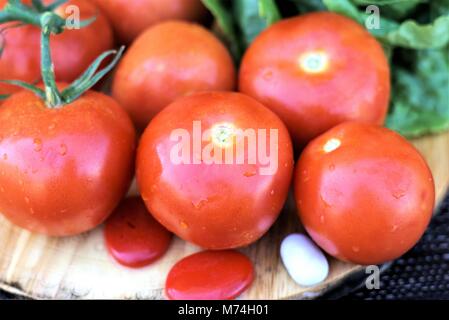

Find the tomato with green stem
[[0, 10, 135, 236], [0, 0, 114, 98], [294, 122, 434, 265], [239, 12, 390, 147], [92, 0, 208, 44], [137, 91, 294, 249], [112, 20, 236, 131]]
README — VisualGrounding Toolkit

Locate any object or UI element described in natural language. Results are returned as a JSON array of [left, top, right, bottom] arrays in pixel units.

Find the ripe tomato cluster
[[0, 0, 436, 299]]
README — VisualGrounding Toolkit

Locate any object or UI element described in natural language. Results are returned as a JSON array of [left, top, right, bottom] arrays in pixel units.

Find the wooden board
[[0, 131, 448, 300]]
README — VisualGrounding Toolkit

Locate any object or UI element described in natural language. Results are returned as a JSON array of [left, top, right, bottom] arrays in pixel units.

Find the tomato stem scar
[[211, 123, 236, 148], [298, 50, 329, 74]]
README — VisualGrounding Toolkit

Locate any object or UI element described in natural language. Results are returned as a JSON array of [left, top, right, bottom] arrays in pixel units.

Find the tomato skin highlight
[[0, 0, 114, 97], [104, 197, 172, 268], [239, 12, 390, 147], [112, 21, 236, 131], [92, 0, 207, 44], [137, 92, 294, 249], [0, 88, 136, 236], [294, 122, 435, 265], [165, 250, 254, 300]]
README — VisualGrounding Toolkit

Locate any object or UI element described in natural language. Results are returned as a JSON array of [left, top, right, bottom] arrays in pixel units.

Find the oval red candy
[[165, 250, 254, 300], [104, 197, 172, 268]]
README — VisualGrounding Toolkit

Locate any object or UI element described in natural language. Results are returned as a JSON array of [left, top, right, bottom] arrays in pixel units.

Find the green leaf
[[352, 0, 422, 4], [233, 0, 281, 47], [259, 0, 281, 25], [323, 0, 449, 49], [431, 0, 449, 17], [322, 0, 399, 40], [374, 0, 422, 20], [386, 48, 449, 137], [352, 0, 423, 18], [201, 0, 241, 59], [288, 0, 326, 13], [381, 15, 449, 49], [323, 0, 364, 22]]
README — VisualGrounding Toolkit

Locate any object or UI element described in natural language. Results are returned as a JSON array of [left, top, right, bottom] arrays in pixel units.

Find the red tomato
[[0, 87, 136, 236], [166, 250, 254, 300], [294, 122, 435, 265], [104, 197, 172, 268], [137, 92, 294, 249], [239, 12, 390, 147], [112, 21, 236, 131], [92, 0, 207, 44], [0, 0, 114, 97]]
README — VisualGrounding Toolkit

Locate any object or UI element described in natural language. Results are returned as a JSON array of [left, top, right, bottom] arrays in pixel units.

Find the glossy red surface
[[112, 21, 236, 131], [239, 12, 390, 147], [0, 88, 136, 236], [104, 197, 172, 268], [0, 0, 114, 97], [137, 92, 294, 249], [294, 122, 435, 265], [166, 250, 254, 300]]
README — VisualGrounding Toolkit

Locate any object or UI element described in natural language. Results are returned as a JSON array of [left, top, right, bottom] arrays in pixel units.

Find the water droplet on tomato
[[352, 246, 360, 253], [392, 190, 406, 199], [244, 170, 257, 177], [59, 144, 67, 156], [33, 138, 42, 152], [166, 250, 254, 300], [24, 196, 30, 204], [320, 194, 331, 208], [192, 198, 208, 209], [180, 221, 189, 229], [263, 70, 273, 80], [270, 189, 275, 196], [104, 197, 172, 268]]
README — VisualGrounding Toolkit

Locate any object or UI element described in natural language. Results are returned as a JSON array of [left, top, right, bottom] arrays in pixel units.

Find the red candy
[[104, 197, 172, 268], [165, 250, 254, 300]]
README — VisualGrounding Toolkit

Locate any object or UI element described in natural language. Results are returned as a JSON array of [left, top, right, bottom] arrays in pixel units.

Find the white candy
[[280, 233, 329, 287]]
